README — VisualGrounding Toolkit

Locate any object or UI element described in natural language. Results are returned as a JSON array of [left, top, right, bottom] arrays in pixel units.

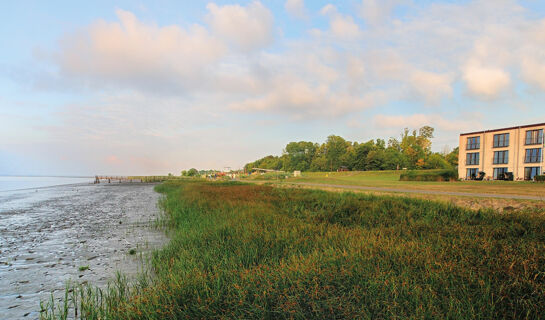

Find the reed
[[41, 180, 545, 319]]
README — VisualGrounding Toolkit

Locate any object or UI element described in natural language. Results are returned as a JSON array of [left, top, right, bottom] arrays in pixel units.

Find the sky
[[2, 0, 545, 176]]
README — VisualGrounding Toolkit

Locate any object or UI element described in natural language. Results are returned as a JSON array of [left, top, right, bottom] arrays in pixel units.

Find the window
[[467, 168, 479, 179], [493, 150, 509, 164], [466, 152, 480, 165], [525, 129, 543, 145], [525, 148, 542, 163], [493, 133, 509, 148], [493, 168, 509, 180], [524, 167, 541, 181], [466, 136, 480, 150]]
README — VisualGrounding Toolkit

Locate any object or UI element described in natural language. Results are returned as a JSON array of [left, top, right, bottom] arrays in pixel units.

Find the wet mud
[[0, 183, 167, 319]]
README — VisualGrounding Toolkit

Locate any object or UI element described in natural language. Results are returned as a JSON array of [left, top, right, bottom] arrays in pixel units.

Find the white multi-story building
[[458, 123, 544, 180]]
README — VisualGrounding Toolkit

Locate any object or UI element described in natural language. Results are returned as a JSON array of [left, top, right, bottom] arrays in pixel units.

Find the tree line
[[244, 126, 459, 172]]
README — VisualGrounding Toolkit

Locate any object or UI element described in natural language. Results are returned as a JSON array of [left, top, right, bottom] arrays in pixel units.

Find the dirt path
[[280, 182, 545, 201]]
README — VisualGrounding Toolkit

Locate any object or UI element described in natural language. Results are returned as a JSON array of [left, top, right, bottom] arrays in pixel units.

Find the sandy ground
[[0, 183, 167, 319]]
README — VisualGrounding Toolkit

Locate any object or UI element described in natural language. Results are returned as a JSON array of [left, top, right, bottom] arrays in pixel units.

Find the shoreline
[[0, 182, 167, 319], [0, 182, 93, 194]]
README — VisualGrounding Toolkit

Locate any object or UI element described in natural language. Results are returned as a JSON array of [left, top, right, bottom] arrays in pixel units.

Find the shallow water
[[0, 183, 167, 319], [0, 176, 93, 192]]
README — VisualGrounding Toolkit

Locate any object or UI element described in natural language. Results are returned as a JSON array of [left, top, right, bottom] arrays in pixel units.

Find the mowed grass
[[42, 180, 545, 319], [284, 170, 545, 197]]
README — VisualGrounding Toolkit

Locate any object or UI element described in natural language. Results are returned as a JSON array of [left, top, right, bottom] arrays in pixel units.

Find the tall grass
[[42, 180, 545, 319]]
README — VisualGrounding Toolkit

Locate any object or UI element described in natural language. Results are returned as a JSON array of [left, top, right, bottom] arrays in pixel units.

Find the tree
[[445, 147, 459, 167], [391, 126, 435, 169], [309, 144, 328, 171], [309, 155, 328, 171], [375, 138, 386, 149], [352, 140, 375, 170], [324, 135, 350, 171], [424, 153, 451, 169], [417, 126, 434, 153], [283, 141, 317, 171], [244, 155, 284, 172], [187, 168, 199, 177], [244, 126, 440, 173], [366, 149, 385, 170], [383, 148, 408, 170]]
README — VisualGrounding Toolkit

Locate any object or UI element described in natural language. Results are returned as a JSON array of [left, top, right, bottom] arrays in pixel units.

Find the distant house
[[337, 166, 349, 172], [458, 122, 544, 181]]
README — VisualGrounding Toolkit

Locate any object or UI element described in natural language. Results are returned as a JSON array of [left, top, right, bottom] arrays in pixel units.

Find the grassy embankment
[[246, 170, 545, 211], [273, 170, 545, 197], [41, 180, 545, 319], [127, 176, 183, 183]]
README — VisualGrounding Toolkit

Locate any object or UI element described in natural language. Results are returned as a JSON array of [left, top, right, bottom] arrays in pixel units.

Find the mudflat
[[0, 183, 167, 319]]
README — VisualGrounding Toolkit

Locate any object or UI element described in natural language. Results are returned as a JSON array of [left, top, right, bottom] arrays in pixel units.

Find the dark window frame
[[524, 167, 541, 181], [525, 148, 542, 163], [493, 150, 509, 164], [525, 129, 544, 145], [466, 136, 480, 150], [493, 133, 510, 148], [493, 167, 509, 180], [466, 152, 480, 165], [466, 168, 479, 179]]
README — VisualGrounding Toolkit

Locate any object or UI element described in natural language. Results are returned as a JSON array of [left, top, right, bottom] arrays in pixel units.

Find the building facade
[[458, 123, 545, 180]]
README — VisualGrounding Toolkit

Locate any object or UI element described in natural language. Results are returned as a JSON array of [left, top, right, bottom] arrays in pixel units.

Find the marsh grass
[[41, 180, 545, 319]]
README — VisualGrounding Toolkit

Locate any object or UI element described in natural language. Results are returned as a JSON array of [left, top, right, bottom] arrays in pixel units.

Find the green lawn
[[280, 170, 545, 197]]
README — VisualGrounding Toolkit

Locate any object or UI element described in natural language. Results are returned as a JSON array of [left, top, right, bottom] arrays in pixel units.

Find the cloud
[[373, 113, 482, 132], [105, 155, 121, 165], [462, 61, 511, 99], [320, 5, 362, 40], [228, 73, 385, 118], [56, 9, 226, 92], [519, 19, 545, 91], [12, 0, 545, 175], [521, 58, 545, 90], [359, 0, 406, 26], [206, 1, 274, 51], [37, 92, 275, 174], [36, 3, 545, 127], [47, 1, 545, 117], [285, 0, 307, 19], [409, 70, 453, 104]]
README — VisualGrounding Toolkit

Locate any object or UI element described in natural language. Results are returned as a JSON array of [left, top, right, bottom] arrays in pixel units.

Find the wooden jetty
[[94, 176, 140, 184]]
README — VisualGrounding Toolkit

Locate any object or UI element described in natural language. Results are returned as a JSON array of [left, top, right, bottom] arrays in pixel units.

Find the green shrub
[[399, 169, 458, 181], [535, 175, 545, 182]]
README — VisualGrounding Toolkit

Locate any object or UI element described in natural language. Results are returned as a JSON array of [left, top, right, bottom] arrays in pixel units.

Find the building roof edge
[[460, 122, 545, 136]]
